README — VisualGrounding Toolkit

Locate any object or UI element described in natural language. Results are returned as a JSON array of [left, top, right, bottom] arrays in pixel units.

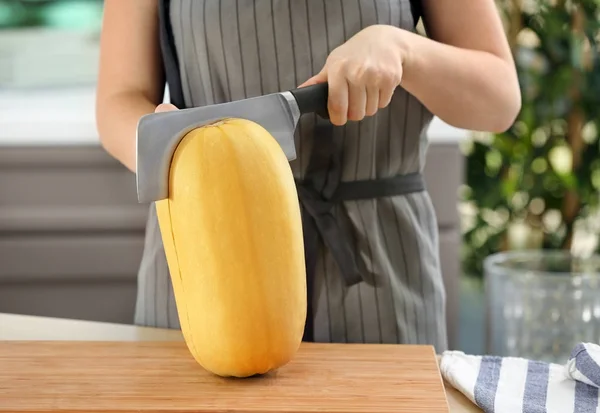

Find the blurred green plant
[[0, 0, 102, 30], [461, 0, 600, 277]]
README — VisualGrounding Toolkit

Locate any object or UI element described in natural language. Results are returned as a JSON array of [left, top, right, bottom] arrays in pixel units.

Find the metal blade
[[135, 91, 300, 203]]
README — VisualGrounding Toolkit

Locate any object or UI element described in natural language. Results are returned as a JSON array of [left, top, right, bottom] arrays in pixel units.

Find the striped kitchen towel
[[440, 342, 600, 413]]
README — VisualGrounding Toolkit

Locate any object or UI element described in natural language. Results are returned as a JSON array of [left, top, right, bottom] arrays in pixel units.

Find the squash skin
[[155, 118, 307, 378]]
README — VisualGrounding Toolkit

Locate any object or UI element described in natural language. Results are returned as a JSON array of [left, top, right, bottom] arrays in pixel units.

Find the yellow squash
[[155, 118, 306, 378]]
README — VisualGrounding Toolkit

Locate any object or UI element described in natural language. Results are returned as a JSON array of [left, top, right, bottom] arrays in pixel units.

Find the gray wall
[[0, 142, 463, 347]]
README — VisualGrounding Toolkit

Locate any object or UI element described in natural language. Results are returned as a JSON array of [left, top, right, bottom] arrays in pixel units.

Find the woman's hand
[[299, 25, 407, 126], [299, 0, 521, 134]]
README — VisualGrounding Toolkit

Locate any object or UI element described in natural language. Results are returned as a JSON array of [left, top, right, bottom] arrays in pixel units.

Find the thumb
[[297, 68, 327, 88], [155, 103, 179, 113]]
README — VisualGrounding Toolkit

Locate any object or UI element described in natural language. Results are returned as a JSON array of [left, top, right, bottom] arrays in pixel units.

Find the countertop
[[0, 312, 481, 412], [0, 86, 470, 146]]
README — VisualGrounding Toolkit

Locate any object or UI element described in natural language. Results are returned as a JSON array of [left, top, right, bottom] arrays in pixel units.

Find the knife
[[135, 82, 329, 204]]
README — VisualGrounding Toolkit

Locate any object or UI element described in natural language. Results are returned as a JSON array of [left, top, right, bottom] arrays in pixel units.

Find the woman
[[96, 0, 520, 352]]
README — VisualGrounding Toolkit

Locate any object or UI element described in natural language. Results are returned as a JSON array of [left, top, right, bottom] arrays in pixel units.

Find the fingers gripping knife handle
[[289, 83, 330, 120]]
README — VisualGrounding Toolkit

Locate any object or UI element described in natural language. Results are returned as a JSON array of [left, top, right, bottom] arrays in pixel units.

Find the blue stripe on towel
[[574, 380, 599, 413], [474, 356, 503, 413], [571, 343, 588, 359], [523, 360, 549, 413], [573, 344, 600, 388]]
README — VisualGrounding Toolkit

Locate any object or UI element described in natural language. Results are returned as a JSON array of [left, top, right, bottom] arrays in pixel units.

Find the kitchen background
[[0, 0, 598, 362]]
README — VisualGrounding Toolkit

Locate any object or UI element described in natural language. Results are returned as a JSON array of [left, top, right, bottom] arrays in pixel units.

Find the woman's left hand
[[298, 24, 406, 126]]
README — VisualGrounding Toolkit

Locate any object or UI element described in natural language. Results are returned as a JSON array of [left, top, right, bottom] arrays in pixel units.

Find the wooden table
[[0, 313, 481, 412]]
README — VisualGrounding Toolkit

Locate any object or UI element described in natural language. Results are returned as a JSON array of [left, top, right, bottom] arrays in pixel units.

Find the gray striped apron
[[134, 0, 448, 352]]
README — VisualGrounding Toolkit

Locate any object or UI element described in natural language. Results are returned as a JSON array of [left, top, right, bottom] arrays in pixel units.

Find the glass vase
[[484, 250, 600, 364]]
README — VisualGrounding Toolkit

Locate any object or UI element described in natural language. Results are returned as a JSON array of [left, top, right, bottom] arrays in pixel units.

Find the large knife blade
[[135, 83, 329, 203]]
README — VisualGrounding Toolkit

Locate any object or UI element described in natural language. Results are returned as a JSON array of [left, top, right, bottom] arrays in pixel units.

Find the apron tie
[[296, 181, 364, 288], [296, 117, 427, 342], [297, 172, 427, 342], [297, 172, 427, 290]]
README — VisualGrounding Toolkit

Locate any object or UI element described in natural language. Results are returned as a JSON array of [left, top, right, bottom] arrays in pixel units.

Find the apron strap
[[158, 0, 186, 109]]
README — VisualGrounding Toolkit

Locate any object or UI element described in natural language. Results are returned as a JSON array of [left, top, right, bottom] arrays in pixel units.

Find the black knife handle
[[289, 83, 329, 119]]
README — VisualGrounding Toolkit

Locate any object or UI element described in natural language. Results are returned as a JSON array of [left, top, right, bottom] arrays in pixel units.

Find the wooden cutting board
[[0, 341, 449, 413]]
